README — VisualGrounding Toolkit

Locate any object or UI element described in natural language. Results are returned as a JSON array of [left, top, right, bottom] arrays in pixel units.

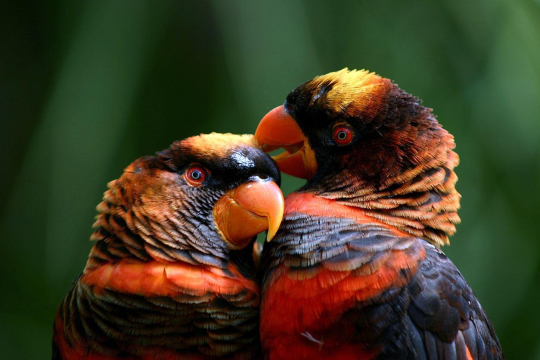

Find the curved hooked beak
[[254, 105, 317, 180], [213, 179, 284, 248]]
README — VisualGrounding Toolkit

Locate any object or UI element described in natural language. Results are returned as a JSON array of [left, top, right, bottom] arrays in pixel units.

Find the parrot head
[[91, 133, 284, 267], [255, 69, 460, 246]]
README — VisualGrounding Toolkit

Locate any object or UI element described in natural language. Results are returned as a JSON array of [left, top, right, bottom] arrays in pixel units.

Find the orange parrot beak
[[214, 179, 284, 247], [254, 105, 317, 180]]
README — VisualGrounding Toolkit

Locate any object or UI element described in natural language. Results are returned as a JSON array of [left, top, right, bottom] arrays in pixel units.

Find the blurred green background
[[1, 0, 539, 358]]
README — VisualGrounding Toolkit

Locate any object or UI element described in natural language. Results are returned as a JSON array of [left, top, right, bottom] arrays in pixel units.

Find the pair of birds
[[53, 69, 504, 359]]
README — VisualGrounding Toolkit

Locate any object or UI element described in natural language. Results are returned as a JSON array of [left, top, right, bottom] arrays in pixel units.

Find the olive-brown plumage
[[53, 133, 284, 360], [255, 69, 504, 359]]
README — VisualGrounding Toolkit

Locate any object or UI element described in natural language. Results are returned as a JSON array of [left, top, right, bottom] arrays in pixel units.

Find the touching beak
[[213, 179, 284, 248], [254, 105, 317, 180]]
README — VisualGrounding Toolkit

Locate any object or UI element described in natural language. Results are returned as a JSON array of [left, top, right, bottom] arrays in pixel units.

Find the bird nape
[[52, 133, 284, 360], [255, 68, 504, 360]]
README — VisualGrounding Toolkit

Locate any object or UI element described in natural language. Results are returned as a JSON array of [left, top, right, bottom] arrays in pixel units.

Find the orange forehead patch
[[310, 68, 391, 119], [180, 133, 257, 159]]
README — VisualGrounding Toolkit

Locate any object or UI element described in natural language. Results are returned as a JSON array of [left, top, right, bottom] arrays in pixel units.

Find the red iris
[[333, 126, 353, 145], [185, 166, 206, 186]]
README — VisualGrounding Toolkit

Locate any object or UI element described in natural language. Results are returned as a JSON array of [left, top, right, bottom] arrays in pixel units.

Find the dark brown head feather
[[286, 69, 460, 246], [86, 133, 280, 270]]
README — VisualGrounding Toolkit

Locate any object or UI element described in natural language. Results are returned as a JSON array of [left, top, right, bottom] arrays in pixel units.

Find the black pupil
[[338, 131, 347, 140], [191, 169, 202, 180]]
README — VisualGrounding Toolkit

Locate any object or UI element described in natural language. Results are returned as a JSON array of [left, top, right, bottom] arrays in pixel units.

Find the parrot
[[254, 69, 504, 359], [52, 133, 284, 360]]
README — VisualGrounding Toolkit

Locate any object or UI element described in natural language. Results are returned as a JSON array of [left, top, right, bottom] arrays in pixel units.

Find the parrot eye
[[285, 102, 293, 113], [184, 165, 207, 186], [332, 125, 354, 145]]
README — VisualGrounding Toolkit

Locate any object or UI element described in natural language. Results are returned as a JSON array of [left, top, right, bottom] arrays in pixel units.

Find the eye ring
[[333, 125, 354, 145], [184, 165, 207, 186]]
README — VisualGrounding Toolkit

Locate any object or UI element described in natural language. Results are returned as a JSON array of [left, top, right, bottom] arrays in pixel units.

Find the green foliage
[[1, 0, 539, 358]]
